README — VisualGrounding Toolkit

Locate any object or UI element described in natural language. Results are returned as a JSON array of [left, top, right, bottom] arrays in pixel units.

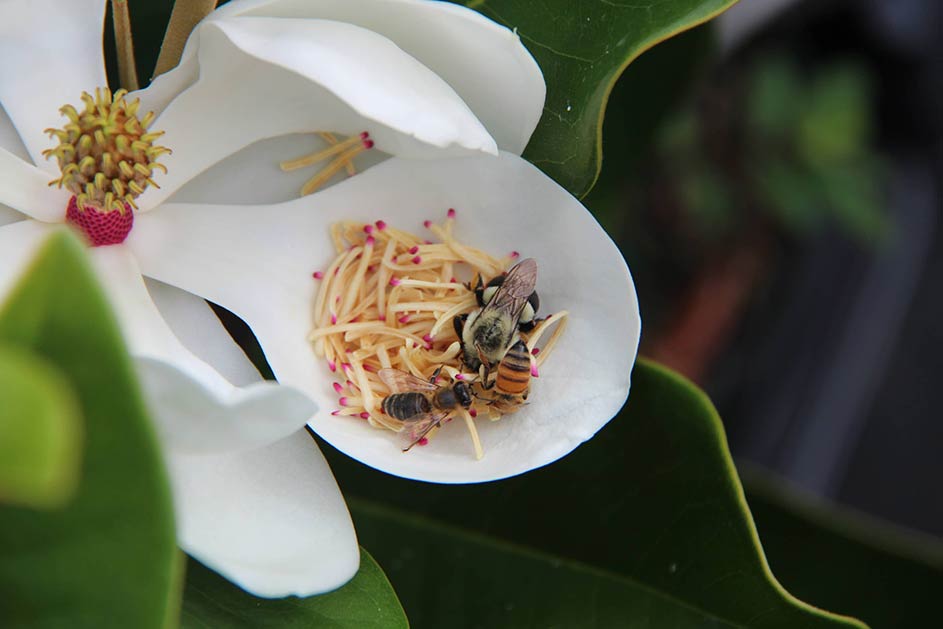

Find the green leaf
[[180, 549, 407, 628], [0, 230, 180, 629], [457, 0, 739, 197], [0, 344, 82, 509], [320, 358, 865, 627], [743, 467, 943, 629], [352, 499, 740, 628]]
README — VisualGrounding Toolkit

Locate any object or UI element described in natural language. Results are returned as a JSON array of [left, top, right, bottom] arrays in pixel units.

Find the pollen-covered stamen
[[43, 88, 170, 214], [280, 131, 374, 197]]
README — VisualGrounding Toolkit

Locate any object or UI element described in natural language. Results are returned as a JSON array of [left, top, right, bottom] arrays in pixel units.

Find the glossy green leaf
[[743, 468, 942, 629], [0, 345, 82, 509], [320, 358, 865, 627], [180, 549, 407, 628], [457, 0, 739, 197], [352, 499, 741, 628], [0, 230, 179, 629]]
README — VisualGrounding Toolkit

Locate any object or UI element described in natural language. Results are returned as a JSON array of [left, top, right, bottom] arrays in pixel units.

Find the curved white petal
[[0, 104, 30, 161], [167, 133, 390, 206], [144, 278, 262, 387], [0, 0, 107, 170], [130, 152, 641, 483], [0, 220, 56, 298], [138, 17, 496, 210], [169, 429, 359, 598], [207, 0, 545, 154], [87, 246, 316, 454], [0, 148, 70, 222]]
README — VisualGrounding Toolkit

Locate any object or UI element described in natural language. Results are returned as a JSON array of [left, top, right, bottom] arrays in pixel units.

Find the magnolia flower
[[129, 0, 641, 482], [0, 0, 639, 597], [0, 0, 533, 597]]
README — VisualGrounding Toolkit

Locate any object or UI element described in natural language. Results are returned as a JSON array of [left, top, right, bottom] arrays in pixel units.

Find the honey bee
[[453, 258, 538, 376], [476, 339, 533, 413], [378, 367, 473, 451]]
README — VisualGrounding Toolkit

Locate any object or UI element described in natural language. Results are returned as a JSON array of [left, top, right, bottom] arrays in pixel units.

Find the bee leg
[[429, 365, 444, 384], [402, 417, 444, 452]]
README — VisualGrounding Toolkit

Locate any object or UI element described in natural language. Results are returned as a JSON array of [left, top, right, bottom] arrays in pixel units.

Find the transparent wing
[[402, 411, 450, 452], [483, 258, 538, 318], [378, 368, 439, 393]]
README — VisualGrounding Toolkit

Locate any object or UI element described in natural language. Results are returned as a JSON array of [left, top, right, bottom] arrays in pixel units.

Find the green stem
[[154, 0, 219, 78], [111, 0, 140, 91]]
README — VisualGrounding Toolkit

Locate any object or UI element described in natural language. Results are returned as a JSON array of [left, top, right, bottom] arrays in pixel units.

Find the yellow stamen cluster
[[43, 88, 170, 213]]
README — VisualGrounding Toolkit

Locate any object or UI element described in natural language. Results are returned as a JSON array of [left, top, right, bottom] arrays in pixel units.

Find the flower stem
[[111, 0, 140, 91], [154, 0, 218, 78]]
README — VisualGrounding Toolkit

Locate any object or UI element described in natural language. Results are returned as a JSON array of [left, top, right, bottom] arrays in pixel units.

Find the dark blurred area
[[590, 0, 942, 537]]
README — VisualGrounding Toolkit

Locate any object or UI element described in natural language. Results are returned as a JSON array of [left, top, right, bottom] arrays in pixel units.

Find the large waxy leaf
[[0, 231, 179, 628], [180, 549, 407, 628], [320, 358, 865, 627], [456, 0, 739, 197], [0, 344, 82, 509], [352, 499, 739, 628], [743, 468, 942, 628]]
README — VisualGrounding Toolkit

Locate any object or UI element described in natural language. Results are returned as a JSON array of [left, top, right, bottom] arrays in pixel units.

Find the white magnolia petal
[[0, 220, 56, 298], [138, 17, 496, 210], [168, 429, 359, 598], [167, 133, 390, 206], [0, 104, 30, 161], [144, 278, 262, 387], [0, 0, 107, 170], [130, 152, 640, 482], [210, 0, 545, 154], [0, 147, 70, 222], [87, 246, 315, 454], [0, 205, 23, 227]]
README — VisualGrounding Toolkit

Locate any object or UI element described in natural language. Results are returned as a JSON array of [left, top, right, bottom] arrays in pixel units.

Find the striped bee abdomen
[[382, 392, 432, 420], [495, 340, 532, 395]]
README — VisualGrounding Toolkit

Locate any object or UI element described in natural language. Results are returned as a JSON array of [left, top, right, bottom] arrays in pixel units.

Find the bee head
[[453, 381, 473, 408]]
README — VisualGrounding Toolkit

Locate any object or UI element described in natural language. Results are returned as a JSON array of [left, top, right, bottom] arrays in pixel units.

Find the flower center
[[280, 131, 373, 196], [43, 88, 170, 245]]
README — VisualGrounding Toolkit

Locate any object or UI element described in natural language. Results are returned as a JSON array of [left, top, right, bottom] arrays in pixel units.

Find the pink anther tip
[[418, 437, 429, 446], [423, 220, 432, 229], [454, 373, 465, 380], [331, 410, 341, 416], [389, 277, 401, 286], [365, 235, 375, 246], [363, 364, 377, 372], [330, 313, 337, 325], [360, 412, 371, 420], [312, 271, 324, 279], [333, 382, 344, 394], [422, 334, 434, 343], [469, 408, 478, 418], [408, 245, 420, 255], [531, 363, 540, 378], [359, 131, 370, 139], [510, 251, 520, 258], [375, 219, 387, 230], [531, 347, 541, 356], [447, 208, 456, 218], [412, 255, 422, 264], [363, 224, 374, 234], [363, 139, 375, 149], [328, 360, 337, 372], [339, 397, 349, 406], [398, 315, 410, 324]]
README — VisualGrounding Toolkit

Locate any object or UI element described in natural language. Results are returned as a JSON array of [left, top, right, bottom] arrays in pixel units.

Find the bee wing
[[402, 411, 450, 452], [378, 368, 439, 393], [482, 258, 538, 318]]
